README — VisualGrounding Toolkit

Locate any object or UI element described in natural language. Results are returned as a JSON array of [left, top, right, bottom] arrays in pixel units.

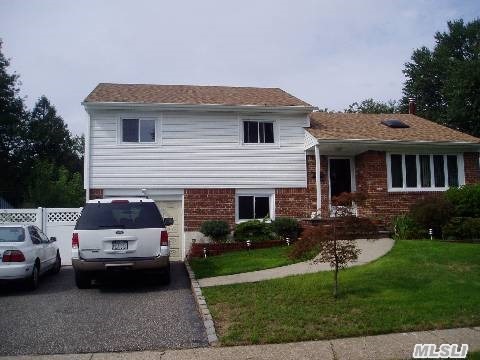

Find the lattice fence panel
[[0, 211, 37, 223], [47, 211, 81, 223]]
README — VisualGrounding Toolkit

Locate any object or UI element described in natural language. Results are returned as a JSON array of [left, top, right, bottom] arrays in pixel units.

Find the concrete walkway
[[198, 238, 395, 287], [2, 327, 479, 360]]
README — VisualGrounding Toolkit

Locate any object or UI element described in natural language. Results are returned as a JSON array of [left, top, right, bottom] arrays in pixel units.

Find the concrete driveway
[[0, 263, 208, 356]]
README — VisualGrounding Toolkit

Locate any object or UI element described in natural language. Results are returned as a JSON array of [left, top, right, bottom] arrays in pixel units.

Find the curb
[[185, 261, 219, 346]]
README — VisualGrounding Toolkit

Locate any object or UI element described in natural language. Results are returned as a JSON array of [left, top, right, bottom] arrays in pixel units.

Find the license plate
[[112, 241, 128, 250]]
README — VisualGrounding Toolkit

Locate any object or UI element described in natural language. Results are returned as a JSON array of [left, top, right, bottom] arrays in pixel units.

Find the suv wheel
[[75, 271, 91, 289]]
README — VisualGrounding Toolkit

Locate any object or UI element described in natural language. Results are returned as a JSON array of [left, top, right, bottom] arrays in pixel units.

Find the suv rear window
[[75, 202, 164, 230], [0, 227, 25, 242]]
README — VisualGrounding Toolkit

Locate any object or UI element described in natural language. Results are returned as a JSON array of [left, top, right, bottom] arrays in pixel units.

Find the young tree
[[345, 98, 400, 114], [401, 19, 480, 136], [0, 39, 29, 206], [290, 192, 377, 298]]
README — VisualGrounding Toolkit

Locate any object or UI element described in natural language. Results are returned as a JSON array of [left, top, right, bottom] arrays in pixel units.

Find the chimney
[[408, 97, 416, 115]]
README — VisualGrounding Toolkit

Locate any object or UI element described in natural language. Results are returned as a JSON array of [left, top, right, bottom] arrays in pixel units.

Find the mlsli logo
[[413, 344, 469, 359]]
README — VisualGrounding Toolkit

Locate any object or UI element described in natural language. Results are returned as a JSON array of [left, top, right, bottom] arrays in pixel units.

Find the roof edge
[[82, 101, 317, 114], [312, 138, 480, 147]]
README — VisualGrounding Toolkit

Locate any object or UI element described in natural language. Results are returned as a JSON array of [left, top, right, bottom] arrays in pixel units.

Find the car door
[[37, 227, 56, 268], [28, 226, 47, 272]]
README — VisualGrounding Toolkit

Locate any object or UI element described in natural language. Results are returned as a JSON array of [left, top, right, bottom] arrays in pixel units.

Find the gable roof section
[[308, 113, 480, 144], [84, 83, 312, 108]]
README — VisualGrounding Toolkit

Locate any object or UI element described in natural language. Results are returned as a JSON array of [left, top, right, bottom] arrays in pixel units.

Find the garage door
[[155, 200, 182, 261]]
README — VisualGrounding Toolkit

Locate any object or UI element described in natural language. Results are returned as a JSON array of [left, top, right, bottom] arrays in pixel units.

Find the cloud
[[0, 0, 478, 134]]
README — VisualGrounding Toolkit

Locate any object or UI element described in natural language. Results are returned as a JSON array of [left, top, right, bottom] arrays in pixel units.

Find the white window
[[243, 121, 275, 144], [235, 190, 275, 222], [387, 153, 464, 191], [122, 119, 156, 143]]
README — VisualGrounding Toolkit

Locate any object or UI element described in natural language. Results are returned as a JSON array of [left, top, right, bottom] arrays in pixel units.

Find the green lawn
[[202, 240, 480, 345], [189, 246, 302, 279]]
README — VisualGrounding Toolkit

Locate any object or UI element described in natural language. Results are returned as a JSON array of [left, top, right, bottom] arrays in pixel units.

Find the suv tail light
[[72, 233, 79, 249], [2, 250, 25, 262], [160, 231, 168, 246]]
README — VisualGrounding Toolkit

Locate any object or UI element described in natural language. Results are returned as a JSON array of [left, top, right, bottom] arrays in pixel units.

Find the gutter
[[81, 101, 317, 114]]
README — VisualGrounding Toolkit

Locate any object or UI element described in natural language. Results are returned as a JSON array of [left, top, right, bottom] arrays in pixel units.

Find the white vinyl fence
[[0, 207, 82, 265]]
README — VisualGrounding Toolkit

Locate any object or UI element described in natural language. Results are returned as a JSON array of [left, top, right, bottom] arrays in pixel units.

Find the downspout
[[84, 110, 91, 201], [315, 145, 321, 216]]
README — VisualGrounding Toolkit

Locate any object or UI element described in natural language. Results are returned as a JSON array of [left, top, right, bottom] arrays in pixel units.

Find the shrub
[[445, 184, 480, 217], [234, 220, 275, 242], [392, 215, 425, 240], [200, 220, 230, 242], [409, 196, 454, 237], [288, 227, 321, 260], [271, 217, 299, 239], [443, 217, 480, 240]]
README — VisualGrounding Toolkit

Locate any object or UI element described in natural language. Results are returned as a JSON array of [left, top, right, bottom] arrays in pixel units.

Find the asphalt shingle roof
[[308, 112, 480, 144], [84, 83, 312, 107]]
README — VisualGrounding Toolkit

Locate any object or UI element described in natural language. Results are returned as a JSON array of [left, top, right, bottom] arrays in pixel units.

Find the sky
[[0, 0, 478, 135]]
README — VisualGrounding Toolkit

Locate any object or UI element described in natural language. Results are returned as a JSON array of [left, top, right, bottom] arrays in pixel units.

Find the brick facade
[[274, 154, 317, 219], [89, 151, 480, 232], [312, 150, 480, 226], [183, 189, 235, 231], [464, 152, 480, 184]]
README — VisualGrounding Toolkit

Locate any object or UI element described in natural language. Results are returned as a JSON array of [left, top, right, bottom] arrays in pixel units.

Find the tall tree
[[402, 19, 480, 136], [27, 95, 82, 173], [0, 39, 28, 206], [345, 98, 400, 114]]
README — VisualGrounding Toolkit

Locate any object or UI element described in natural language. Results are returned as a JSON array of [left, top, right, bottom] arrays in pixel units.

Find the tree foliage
[[0, 39, 84, 207], [0, 39, 29, 206], [401, 19, 480, 136], [25, 160, 84, 208], [345, 98, 400, 114]]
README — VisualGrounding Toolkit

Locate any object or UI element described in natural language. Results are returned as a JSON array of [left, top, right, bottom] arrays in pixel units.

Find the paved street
[[0, 264, 208, 356]]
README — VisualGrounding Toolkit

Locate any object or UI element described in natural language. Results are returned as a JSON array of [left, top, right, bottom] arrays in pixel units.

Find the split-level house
[[82, 83, 480, 260]]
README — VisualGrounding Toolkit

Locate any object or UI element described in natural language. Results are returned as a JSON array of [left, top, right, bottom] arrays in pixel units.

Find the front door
[[329, 158, 352, 198], [155, 200, 183, 261], [329, 158, 355, 213]]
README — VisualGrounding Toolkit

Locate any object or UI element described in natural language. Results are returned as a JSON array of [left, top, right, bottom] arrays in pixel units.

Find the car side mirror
[[50, 236, 57, 242], [164, 218, 174, 226]]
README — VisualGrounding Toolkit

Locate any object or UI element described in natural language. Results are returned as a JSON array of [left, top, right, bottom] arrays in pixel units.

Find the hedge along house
[[82, 83, 480, 260]]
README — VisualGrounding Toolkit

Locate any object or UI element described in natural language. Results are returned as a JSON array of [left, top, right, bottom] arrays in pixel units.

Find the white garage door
[[155, 200, 183, 261]]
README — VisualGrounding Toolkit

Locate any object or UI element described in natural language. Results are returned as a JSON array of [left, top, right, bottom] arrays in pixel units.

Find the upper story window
[[243, 121, 274, 144], [122, 119, 155, 143], [387, 153, 463, 191]]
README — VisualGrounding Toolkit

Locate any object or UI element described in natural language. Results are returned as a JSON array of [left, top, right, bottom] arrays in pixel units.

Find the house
[[82, 83, 480, 260]]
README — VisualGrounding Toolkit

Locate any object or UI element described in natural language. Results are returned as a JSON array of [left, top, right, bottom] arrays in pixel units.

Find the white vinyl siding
[[88, 111, 307, 189]]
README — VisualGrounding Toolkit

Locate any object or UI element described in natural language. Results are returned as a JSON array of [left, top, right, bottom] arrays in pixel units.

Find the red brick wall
[[354, 151, 480, 226], [275, 154, 316, 219], [89, 188, 103, 199], [464, 152, 480, 184], [184, 189, 235, 231]]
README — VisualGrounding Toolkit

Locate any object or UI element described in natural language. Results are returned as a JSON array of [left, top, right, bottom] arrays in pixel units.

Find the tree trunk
[[334, 263, 339, 298]]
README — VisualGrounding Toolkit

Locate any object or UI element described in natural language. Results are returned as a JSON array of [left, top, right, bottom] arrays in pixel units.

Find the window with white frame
[[387, 153, 463, 191], [243, 121, 275, 144], [122, 119, 156, 143], [236, 193, 274, 221]]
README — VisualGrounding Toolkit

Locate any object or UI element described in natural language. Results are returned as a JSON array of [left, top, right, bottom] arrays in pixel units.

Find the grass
[[189, 246, 302, 279], [202, 240, 480, 345]]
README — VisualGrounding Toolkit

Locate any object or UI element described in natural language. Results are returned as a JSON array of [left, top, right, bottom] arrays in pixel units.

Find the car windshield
[[75, 202, 164, 230], [0, 227, 25, 242]]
